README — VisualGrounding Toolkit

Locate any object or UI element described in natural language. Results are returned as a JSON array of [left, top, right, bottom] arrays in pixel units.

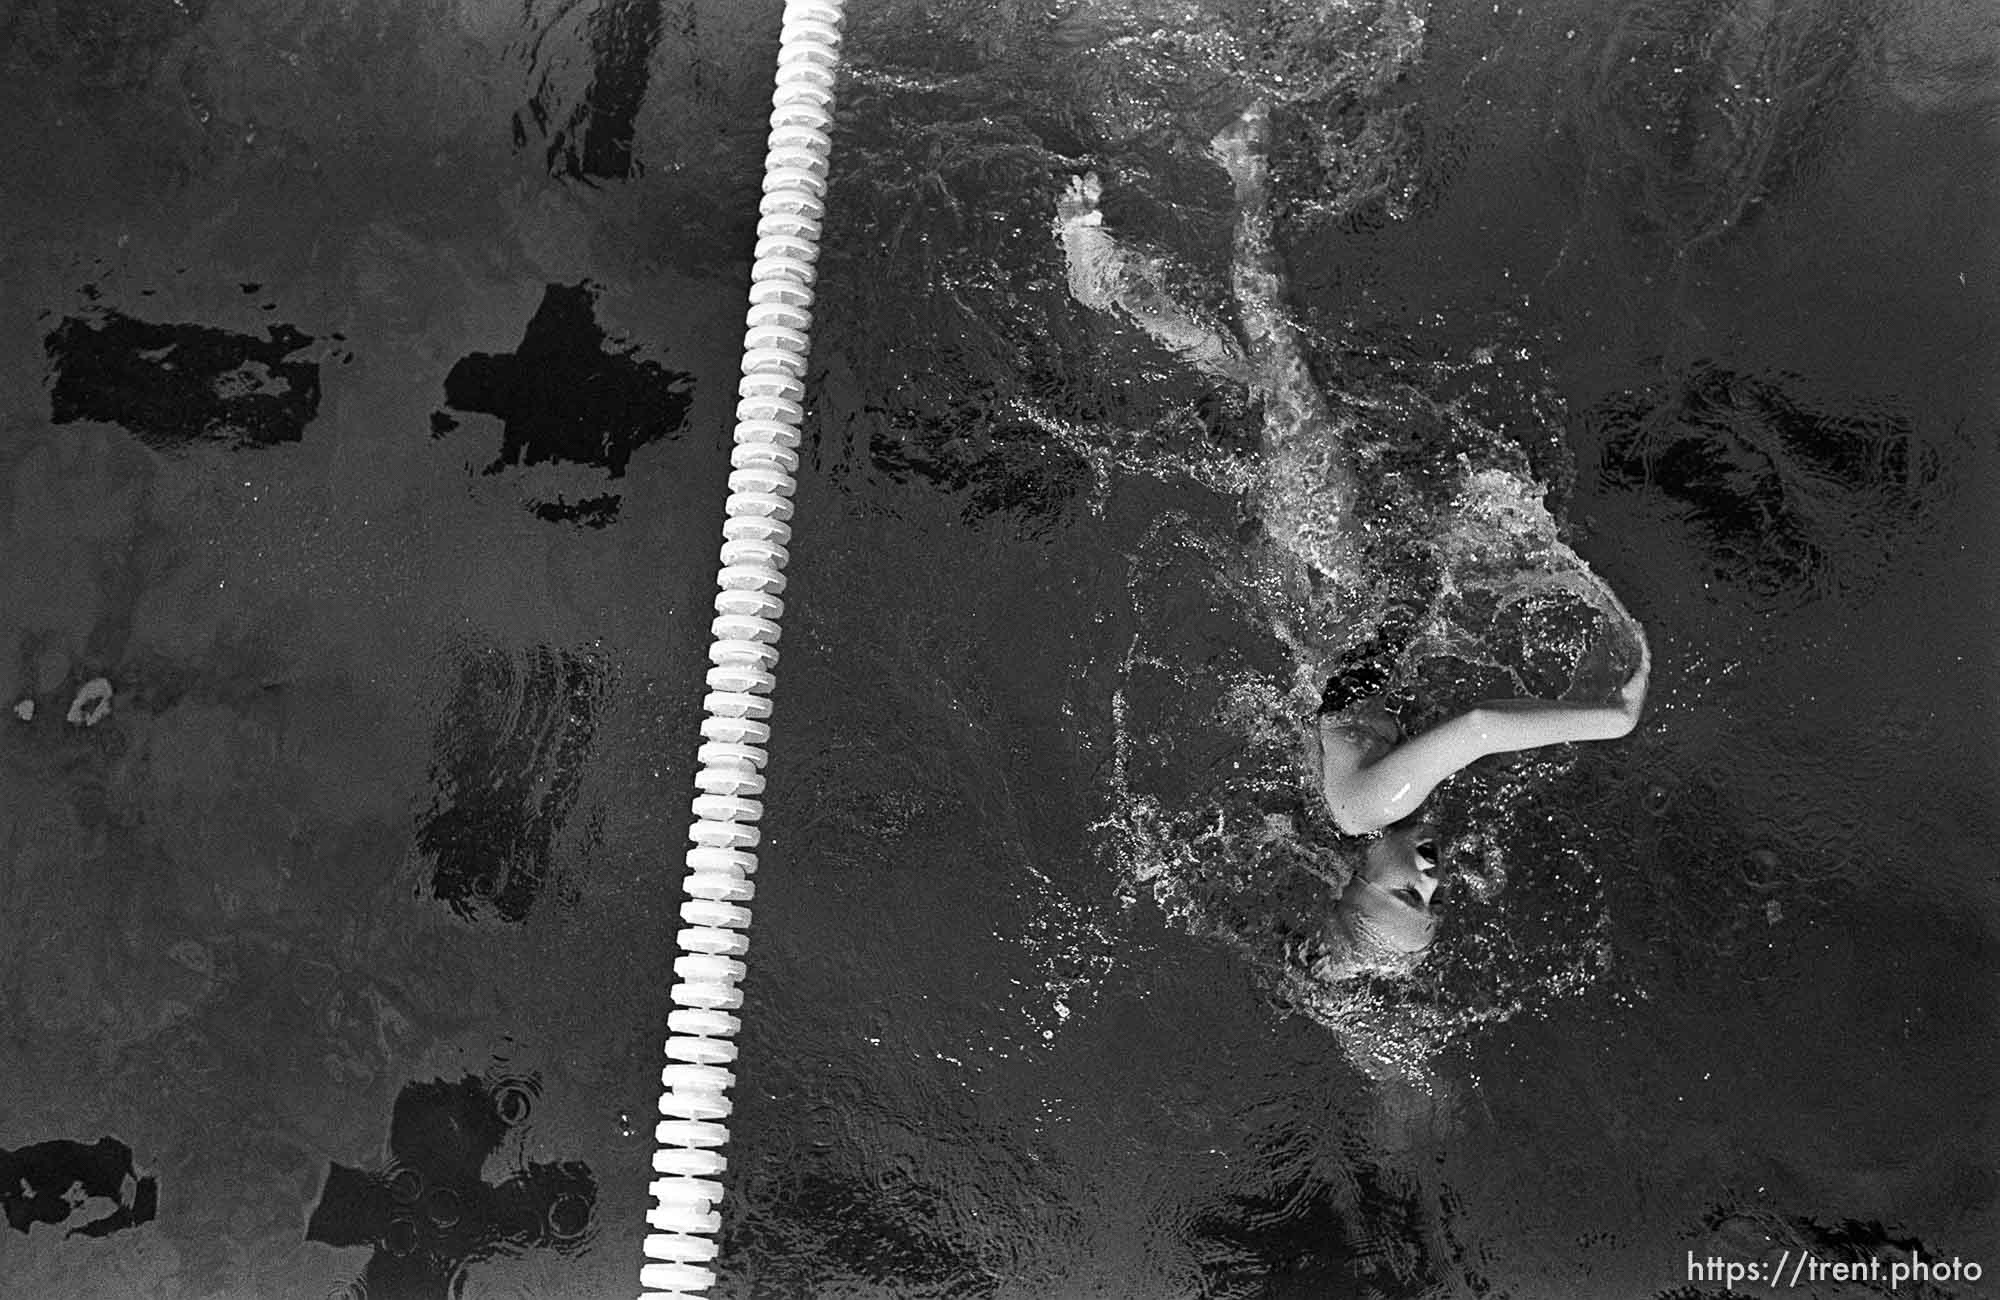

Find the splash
[[1100, 445, 1640, 1082], [1403, 465, 1645, 713]]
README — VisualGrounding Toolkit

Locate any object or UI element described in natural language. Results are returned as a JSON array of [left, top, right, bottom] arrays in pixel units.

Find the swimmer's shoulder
[[1313, 705, 1404, 835]]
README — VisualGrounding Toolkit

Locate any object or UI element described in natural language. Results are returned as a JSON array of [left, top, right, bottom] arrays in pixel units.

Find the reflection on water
[[415, 641, 613, 924], [1551, 0, 1882, 256], [1588, 362, 1953, 601]]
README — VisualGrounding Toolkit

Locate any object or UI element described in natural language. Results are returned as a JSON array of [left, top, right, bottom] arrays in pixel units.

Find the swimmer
[[1058, 103, 1652, 970], [1305, 646, 1648, 971]]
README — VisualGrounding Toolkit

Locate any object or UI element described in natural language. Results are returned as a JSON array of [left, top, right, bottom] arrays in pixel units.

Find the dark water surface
[[1, 1, 1995, 1297]]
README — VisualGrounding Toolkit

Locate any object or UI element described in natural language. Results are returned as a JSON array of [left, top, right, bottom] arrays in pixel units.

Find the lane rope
[[639, 1, 845, 1294]]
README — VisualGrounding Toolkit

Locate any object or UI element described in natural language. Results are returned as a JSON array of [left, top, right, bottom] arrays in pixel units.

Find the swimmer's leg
[[1055, 172, 1252, 385], [1209, 105, 1359, 530]]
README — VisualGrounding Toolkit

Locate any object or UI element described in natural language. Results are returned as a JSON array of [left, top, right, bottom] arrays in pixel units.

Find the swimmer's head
[[1314, 820, 1442, 975]]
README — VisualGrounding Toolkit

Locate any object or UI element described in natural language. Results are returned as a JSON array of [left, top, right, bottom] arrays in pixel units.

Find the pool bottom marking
[[306, 1074, 596, 1300], [0, 1137, 159, 1240], [44, 310, 322, 453], [432, 281, 695, 528]]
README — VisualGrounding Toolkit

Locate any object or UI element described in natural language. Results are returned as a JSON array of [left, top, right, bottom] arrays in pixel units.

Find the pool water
[[0, 1, 1994, 1297]]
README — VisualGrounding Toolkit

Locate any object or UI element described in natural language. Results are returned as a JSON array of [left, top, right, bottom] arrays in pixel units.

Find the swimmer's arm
[[1325, 646, 1650, 834]]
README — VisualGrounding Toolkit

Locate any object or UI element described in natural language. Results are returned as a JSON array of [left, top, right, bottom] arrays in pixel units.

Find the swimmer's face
[[1335, 821, 1442, 953]]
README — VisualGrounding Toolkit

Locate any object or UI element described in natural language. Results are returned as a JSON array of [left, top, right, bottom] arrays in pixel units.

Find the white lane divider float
[[640, 1, 846, 1295]]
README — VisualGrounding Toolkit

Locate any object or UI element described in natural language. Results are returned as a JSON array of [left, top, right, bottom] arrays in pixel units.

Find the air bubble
[[387, 1166, 423, 1204], [384, 1216, 418, 1256], [548, 1192, 591, 1239], [493, 1080, 536, 1125], [423, 1185, 464, 1229]]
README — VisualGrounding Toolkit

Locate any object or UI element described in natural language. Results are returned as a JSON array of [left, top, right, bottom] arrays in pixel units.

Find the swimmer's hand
[[1617, 626, 1652, 720]]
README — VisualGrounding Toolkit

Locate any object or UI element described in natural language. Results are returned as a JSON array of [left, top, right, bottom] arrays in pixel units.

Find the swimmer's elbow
[[1321, 776, 1394, 836], [1328, 800, 1376, 832], [1327, 801, 1376, 837]]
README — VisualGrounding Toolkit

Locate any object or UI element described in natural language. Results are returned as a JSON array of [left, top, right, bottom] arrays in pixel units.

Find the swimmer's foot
[[1208, 102, 1270, 189], [1056, 171, 1104, 230], [1056, 171, 1121, 312]]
